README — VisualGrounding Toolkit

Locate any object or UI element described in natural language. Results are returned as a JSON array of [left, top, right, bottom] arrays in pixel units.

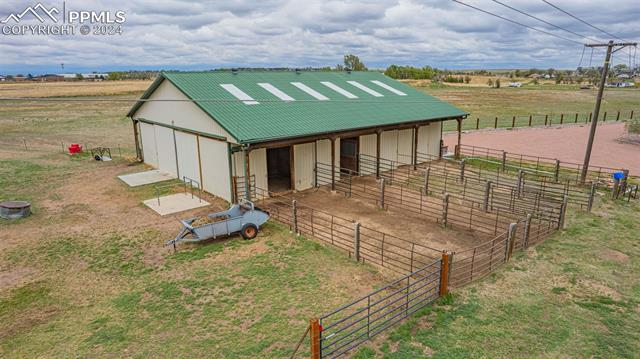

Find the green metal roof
[[128, 71, 467, 144]]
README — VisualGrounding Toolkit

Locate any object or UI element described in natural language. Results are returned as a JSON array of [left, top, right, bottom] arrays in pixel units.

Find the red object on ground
[[68, 143, 82, 154]]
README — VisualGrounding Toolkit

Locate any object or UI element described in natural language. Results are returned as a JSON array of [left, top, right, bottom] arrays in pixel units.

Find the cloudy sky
[[0, 0, 638, 74]]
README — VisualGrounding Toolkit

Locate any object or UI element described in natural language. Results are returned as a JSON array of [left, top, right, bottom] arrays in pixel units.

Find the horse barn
[[127, 70, 467, 202]]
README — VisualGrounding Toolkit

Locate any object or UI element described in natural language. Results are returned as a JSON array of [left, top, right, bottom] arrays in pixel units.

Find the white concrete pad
[[118, 170, 175, 187], [143, 193, 209, 216]]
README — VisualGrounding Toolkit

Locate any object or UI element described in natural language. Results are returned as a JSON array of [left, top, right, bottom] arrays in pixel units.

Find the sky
[[0, 0, 638, 75]]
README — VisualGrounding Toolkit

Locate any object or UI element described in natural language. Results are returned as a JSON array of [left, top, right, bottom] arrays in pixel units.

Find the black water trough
[[0, 201, 31, 219]]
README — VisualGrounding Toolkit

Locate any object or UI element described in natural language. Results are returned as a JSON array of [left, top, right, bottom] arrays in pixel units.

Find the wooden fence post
[[512, 116, 516, 128], [589, 112, 593, 122], [494, 117, 498, 129], [560, 113, 564, 124], [439, 251, 451, 296], [631, 110, 634, 119], [442, 193, 450, 228], [423, 167, 430, 195], [603, 111, 607, 122], [379, 178, 385, 210], [483, 181, 492, 212], [507, 223, 517, 260], [616, 111, 620, 121], [544, 114, 548, 126], [528, 115, 532, 127], [353, 222, 361, 262], [523, 213, 532, 248], [459, 159, 466, 182], [558, 195, 569, 230], [575, 113, 578, 123], [501, 151, 507, 171], [587, 182, 597, 212], [310, 318, 321, 359], [516, 170, 524, 198], [554, 160, 560, 182], [292, 200, 298, 235], [476, 117, 480, 129]]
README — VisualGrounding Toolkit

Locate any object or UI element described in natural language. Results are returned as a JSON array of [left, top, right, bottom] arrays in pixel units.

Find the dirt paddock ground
[[282, 186, 488, 253], [444, 122, 640, 174]]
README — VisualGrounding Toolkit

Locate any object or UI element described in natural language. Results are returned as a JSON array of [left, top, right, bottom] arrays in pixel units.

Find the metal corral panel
[[133, 79, 235, 142], [140, 122, 158, 167], [154, 126, 178, 177], [200, 138, 232, 201], [397, 128, 413, 164], [380, 130, 398, 162], [250, 148, 268, 193], [294, 142, 315, 190], [359, 134, 376, 175], [175, 131, 200, 184]]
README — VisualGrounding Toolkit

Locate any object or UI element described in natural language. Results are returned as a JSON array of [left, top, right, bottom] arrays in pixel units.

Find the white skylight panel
[[257, 83, 295, 101], [370, 80, 407, 96], [290, 82, 329, 101], [220, 84, 259, 105], [347, 81, 384, 97], [320, 81, 358, 99]]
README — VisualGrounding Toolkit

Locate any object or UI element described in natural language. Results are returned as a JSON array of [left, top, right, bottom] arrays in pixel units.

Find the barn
[[127, 70, 467, 202]]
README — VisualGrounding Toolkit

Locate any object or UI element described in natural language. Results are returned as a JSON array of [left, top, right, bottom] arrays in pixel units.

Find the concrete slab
[[143, 193, 209, 216], [118, 170, 175, 187]]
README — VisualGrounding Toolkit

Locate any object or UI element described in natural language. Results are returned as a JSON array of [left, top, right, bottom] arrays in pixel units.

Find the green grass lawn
[[353, 196, 640, 358]]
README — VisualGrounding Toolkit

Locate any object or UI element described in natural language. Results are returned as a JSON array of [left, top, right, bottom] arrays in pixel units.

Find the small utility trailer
[[166, 200, 269, 249]]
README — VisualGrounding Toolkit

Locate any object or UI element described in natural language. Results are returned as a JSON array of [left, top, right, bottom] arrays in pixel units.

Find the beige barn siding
[[359, 134, 376, 175], [140, 122, 158, 168], [200, 138, 232, 201], [154, 126, 178, 177], [397, 128, 414, 164], [428, 121, 442, 157], [134, 80, 236, 143], [294, 142, 315, 190], [250, 148, 268, 193], [380, 130, 398, 162], [316, 139, 331, 165], [174, 131, 200, 183], [334, 138, 341, 181]]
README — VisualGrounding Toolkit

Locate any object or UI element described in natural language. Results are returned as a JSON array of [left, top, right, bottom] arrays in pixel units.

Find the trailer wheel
[[241, 223, 258, 240]]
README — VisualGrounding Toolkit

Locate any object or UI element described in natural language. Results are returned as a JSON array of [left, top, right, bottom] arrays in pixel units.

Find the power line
[[541, 0, 631, 43], [491, 0, 602, 44], [451, 0, 586, 46]]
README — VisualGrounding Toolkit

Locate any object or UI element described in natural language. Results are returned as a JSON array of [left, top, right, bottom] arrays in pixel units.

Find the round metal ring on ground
[[0, 201, 31, 219]]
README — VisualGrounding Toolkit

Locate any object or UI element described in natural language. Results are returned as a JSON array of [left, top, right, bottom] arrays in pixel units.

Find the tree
[[515, 69, 521, 78], [487, 78, 494, 87], [495, 78, 501, 88], [343, 54, 367, 71], [464, 75, 471, 84], [75, 73, 84, 80]]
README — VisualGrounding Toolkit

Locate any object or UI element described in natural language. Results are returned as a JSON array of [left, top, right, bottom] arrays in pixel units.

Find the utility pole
[[581, 41, 637, 183]]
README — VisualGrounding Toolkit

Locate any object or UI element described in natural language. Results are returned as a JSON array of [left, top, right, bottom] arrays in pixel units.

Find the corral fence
[[461, 108, 637, 132], [456, 143, 629, 189]]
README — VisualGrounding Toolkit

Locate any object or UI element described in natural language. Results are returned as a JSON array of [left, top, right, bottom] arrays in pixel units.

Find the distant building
[[605, 82, 635, 88], [508, 82, 522, 87], [0, 75, 5, 82]]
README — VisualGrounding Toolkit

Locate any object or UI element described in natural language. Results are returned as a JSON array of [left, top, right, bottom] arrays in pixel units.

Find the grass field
[[1, 80, 639, 358]]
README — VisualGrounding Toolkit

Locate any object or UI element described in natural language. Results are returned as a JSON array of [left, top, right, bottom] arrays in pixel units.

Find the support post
[[501, 151, 507, 172], [494, 116, 498, 129], [523, 213, 532, 248], [560, 113, 564, 124], [455, 118, 462, 159], [243, 147, 251, 201], [379, 178, 386, 209], [442, 193, 449, 228], [544, 114, 548, 126], [423, 167, 430, 195], [587, 182, 597, 212], [412, 125, 419, 170], [483, 180, 492, 212], [375, 131, 381, 178], [132, 119, 142, 160], [330, 137, 336, 191], [476, 117, 480, 129], [621, 169, 630, 194], [310, 318, 321, 359], [575, 113, 579, 123], [459, 159, 465, 182], [507, 223, 517, 260], [292, 200, 298, 235], [554, 160, 560, 182], [516, 170, 524, 198], [512, 116, 516, 128], [353, 222, 361, 262], [631, 110, 634, 119], [616, 111, 620, 121], [559, 195, 569, 230], [528, 115, 532, 127], [439, 251, 450, 296]]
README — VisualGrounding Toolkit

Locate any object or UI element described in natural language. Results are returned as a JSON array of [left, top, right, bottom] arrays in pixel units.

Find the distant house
[[528, 73, 542, 79], [616, 72, 632, 79], [605, 82, 635, 88]]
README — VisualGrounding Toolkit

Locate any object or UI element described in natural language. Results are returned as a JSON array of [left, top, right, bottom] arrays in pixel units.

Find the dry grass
[[0, 80, 152, 98]]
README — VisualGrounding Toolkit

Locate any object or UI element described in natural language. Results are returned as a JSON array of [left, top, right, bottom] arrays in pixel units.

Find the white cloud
[[0, 0, 637, 73]]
